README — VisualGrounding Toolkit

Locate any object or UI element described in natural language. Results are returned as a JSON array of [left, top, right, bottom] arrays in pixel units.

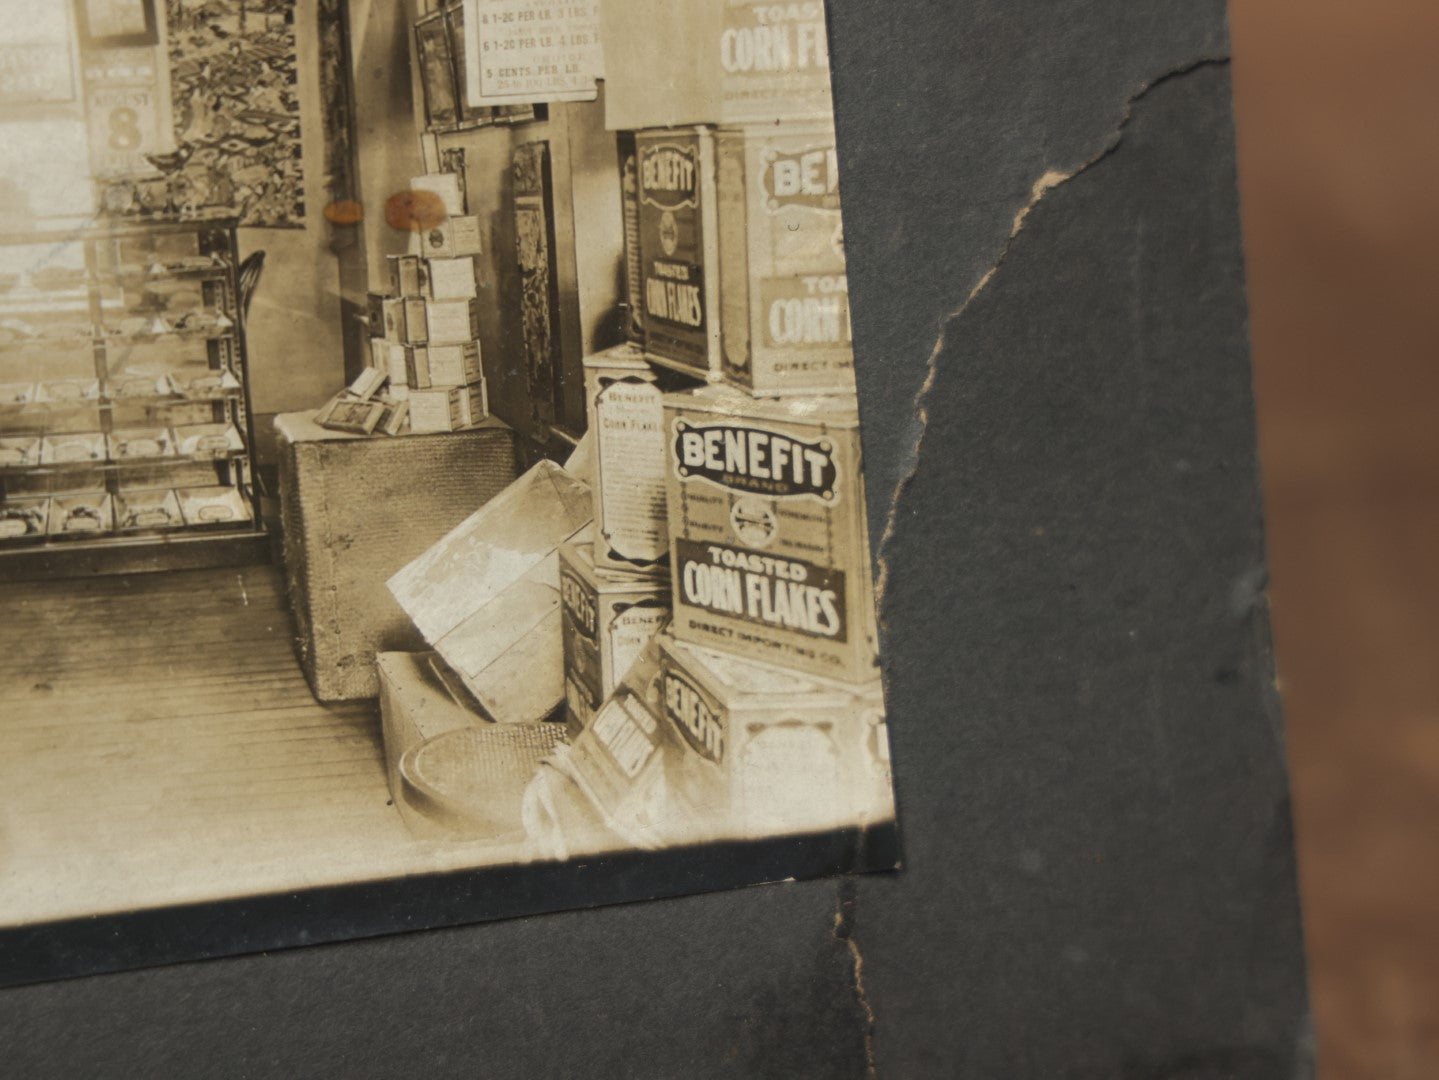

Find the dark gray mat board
[[0, 1, 1313, 1076]]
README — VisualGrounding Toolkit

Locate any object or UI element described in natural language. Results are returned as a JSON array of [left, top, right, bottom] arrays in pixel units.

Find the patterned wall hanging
[[122, 0, 305, 227], [316, 0, 359, 241], [512, 141, 560, 429]]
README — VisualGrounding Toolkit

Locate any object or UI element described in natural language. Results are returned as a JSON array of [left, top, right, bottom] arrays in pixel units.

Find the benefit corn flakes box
[[716, 122, 852, 396], [663, 386, 879, 683], [653, 634, 893, 841], [636, 128, 722, 381], [559, 539, 670, 733]]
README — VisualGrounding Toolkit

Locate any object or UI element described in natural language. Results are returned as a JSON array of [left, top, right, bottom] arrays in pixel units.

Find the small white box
[[388, 254, 426, 297], [425, 298, 482, 345], [408, 381, 488, 434], [420, 216, 483, 258], [410, 172, 466, 216], [425, 256, 479, 300]]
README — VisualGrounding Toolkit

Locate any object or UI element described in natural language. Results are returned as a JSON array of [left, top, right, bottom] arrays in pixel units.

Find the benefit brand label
[[560, 566, 599, 640], [676, 539, 848, 643], [593, 693, 659, 780], [761, 276, 851, 349], [762, 145, 840, 212], [595, 377, 667, 564], [640, 142, 704, 332], [718, 3, 830, 78], [672, 419, 838, 502], [639, 145, 699, 210], [663, 667, 725, 765]]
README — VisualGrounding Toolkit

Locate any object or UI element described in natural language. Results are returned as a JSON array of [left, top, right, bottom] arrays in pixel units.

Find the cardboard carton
[[388, 460, 594, 723], [426, 256, 479, 300], [539, 635, 676, 852], [403, 341, 483, 389], [409, 172, 466, 216], [425, 297, 482, 346], [420, 215, 484, 258], [388, 254, 426, 298]]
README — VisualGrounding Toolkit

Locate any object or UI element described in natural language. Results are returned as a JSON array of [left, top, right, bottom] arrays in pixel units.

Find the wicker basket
[[399, 723, 570, 839], [275, 411, 517, 701]]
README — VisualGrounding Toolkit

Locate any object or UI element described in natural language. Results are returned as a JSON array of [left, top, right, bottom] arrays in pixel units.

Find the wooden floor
[[0, 565, 511, 927]]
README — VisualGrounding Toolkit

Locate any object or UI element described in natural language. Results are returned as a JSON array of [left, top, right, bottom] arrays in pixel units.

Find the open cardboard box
[[388, 459, 593, 725]]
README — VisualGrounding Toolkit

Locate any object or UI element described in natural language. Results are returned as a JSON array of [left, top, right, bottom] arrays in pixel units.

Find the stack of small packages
[[544, 0, 894, 850], [319, 172, 491, 437], [370, 2, 893, 853]]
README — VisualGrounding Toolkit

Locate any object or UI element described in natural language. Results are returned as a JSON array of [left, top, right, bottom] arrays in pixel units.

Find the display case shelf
[[0, 388, 244, 411], [0, 217, 262, 571], [0, 451, 248, 479]]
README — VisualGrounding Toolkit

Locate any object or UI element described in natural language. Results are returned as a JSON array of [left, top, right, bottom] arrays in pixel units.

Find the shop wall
[[427, 93, 626, 450], [342, 0, 626, 453], [340, 0, 427, 376], [238, 0, 348, 463]]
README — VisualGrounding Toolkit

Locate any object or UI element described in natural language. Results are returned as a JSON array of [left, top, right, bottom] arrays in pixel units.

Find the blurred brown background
[[1229, 2, 1439, 1076]]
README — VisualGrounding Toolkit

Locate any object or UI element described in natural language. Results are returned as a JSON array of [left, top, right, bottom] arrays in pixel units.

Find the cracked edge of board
[[872, 55, 1233, 613], [833, 879, 878, 1079]]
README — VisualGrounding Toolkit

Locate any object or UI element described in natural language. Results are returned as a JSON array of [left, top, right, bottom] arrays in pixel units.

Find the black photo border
[[0, 823, 900, 987]]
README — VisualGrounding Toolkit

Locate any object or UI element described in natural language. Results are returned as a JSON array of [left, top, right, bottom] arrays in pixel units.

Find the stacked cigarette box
[[556, 5, 892, 843], [363, 172, 489, 435]]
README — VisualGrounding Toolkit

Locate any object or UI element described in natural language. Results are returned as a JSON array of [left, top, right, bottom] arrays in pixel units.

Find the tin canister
[[715, 122, 852, 396], [663, 386, 879, 683], [583, 344, 669, 571], [559, 540, 670, 733], [636, 128, 721, 381]]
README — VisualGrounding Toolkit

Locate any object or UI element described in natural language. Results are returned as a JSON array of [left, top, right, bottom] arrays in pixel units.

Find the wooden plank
[[0, 564, 511, 927]]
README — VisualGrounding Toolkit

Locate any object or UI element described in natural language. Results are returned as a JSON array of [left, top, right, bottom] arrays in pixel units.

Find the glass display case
[[0, 217, 260, 568]]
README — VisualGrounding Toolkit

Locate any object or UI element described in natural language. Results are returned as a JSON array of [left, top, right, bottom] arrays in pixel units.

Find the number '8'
[[108, 108, 142, 151]]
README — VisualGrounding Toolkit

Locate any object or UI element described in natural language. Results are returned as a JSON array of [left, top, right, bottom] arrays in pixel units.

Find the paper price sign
[[463, 0, 603, 106]]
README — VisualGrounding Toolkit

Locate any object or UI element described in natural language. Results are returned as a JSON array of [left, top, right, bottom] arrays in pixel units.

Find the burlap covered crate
[[275, 412, 517, 701]]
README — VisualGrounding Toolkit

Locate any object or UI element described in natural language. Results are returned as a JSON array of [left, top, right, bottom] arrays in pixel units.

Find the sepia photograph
[[18, 0, 1439, 1072], [0, 0, 898, 982]]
